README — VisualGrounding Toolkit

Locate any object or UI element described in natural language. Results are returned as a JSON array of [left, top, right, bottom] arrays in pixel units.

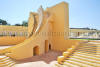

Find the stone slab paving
[[14, 51, 62, 67]]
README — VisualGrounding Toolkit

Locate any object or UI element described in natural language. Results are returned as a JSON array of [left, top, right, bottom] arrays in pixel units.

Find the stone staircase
[[0, 55, 16, 67], [55, 41, 100, 67]]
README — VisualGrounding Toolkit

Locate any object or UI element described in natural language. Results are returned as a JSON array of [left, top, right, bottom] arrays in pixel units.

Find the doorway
[[33, 46, 39, 56], [49, 44, 51, 50], [45, 40, 51, 53]]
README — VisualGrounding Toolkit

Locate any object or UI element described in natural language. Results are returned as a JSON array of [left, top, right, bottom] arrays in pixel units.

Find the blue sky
[[0, 0, 100, 29]]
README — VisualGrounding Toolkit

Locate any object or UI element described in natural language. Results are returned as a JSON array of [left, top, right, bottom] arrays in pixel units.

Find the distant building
[[70, 28, 100, 38]]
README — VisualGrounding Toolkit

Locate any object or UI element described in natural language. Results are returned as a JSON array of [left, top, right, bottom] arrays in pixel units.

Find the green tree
[[22, 21, 28, 27], [0, 19, 8, 25]]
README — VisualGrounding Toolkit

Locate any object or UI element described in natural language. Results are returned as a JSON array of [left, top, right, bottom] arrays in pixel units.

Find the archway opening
[[45, 40, 52, 53], [33, 46, 39, 56], [49, 44, 51, 50]]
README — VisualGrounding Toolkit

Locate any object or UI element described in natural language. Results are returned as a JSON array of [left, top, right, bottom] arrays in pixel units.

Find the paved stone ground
[[15, 51, 62, 67]]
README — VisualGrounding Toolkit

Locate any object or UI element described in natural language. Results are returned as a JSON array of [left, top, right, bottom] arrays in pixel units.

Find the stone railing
[[0, 31, 28, 36]]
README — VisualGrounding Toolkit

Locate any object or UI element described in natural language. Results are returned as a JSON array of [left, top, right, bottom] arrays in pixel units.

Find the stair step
[[80, 43, 97, 45], [70, 56, 100, 66], [76, 50, 97, 53], [79, 44, 99, 46], [0, 57, 10, 62], [0, 62, 15, 67], [71, 55, 100, 63], [0, 55, 8, 59], [81, 43, 100, 45], [72, 53, 100, 60], [55, 64, 62, 67], [64, 60, 92, 67], [80, 45, 100, 47], [78, 46, 99, 48], [74, 52, 100, 58], [6, 62, 15, 67], [63, 61, 79, 67], [68, 58, 98, 67], [55, 63, 68, 67], [76, 51, 97, 54], [77, 49, 97, 52], [0, 59, 15, 64], [79, 45, 97, 46], [0, 60, 15, 66], [78, 46, 98, 48], [77, 48, 97, 50]]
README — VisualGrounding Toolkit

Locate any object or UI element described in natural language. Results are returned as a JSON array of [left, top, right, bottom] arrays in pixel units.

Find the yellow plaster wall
[[0, 25, 27, 36], [0, 25, 27, 45], [0, 25, 27, 32], [47, 2, 71, 51], [0, 36, 26, 45]]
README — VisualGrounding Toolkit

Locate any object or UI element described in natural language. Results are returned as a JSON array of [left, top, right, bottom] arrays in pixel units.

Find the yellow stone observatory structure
[[0, 2, 99, 67]]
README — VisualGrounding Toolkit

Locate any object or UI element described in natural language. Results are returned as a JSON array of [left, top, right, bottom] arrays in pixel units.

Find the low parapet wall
[[0, 36, 26, 45]]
